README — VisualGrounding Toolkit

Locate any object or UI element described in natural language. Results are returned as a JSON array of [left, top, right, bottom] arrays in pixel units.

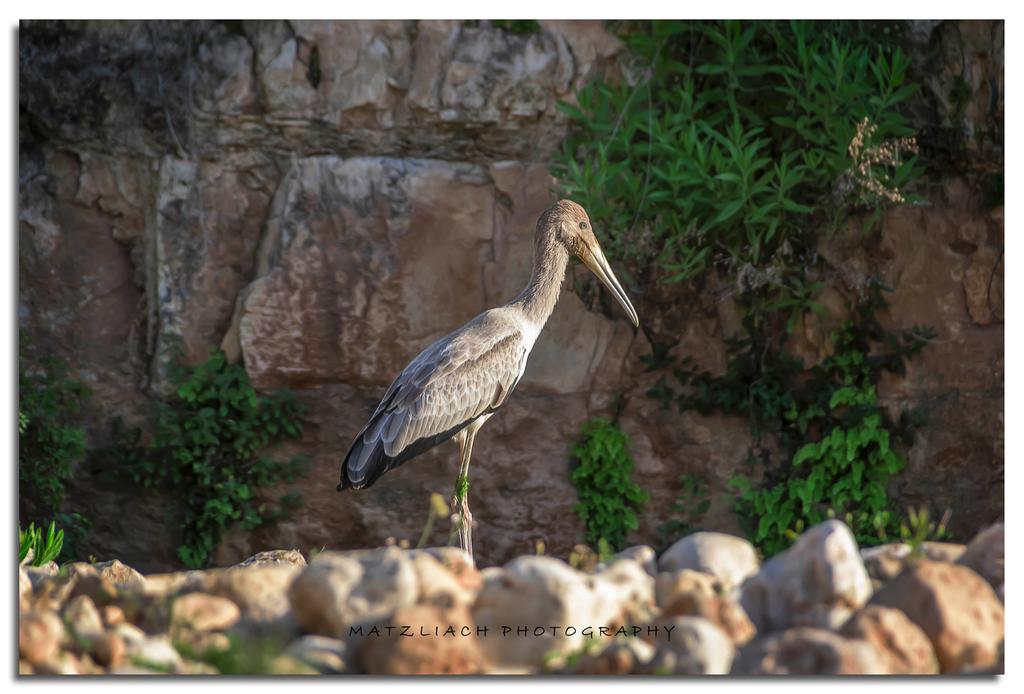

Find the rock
[[595, 558, 656, 623], [66, 573, 119, 607], [203, 565, 301, 626], [101, 604, 126, 627], [964, 245, 1004, 325], [63, 594, 105, 641], [34, 650, 89, 675], [732, 627, 889, 675], [236, 549, 307, 569], [410, 551, 474, 608], [19, 610, 64, 666], [23, 562, 59, 591], [126, 637, 183, 673], [655, 569, 721, 606], [284, 635, 348, 674], [612, 545, 657, 576], [171, 592, 242, 632], [741, 520, 872, 632], [861, 542, 967, 583], [656, 570, 755, 646], [860, 543, 911, 583], [840, 605, 938, 674], [111, 622, 148, 649], [19, 566, 32, 607], [94, 559, 148, 591], [471, 555, 645, 669], [175, 659, 222, 675], [643, 616, 735, 675], [288, 547, 419, 638], [92, 632, 127, 669], [957, 523, 1003, 599], [658, 532, 759, 593], [566, 638, 655, 675], [869, 559, 1003, 672], [413, 547, 481, 591], [178, 630, 232, 659], [354, 604, 487, 674]]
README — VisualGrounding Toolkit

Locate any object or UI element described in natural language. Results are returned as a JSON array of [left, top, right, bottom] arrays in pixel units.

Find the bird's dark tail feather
[[338, 417, 480, 493], [338, 434, 388, 491]]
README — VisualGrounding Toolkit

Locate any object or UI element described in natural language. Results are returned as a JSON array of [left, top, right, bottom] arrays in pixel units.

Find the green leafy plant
[[656, 473, 711, 550], [113, 351, 307, 569], [883, 506, 952, 558], [570, 418, 649, 551], [553, 20, 920, 329], [19, 350, 90, 516], [655, 281, 933, 556], [19, 520, 64, 566]]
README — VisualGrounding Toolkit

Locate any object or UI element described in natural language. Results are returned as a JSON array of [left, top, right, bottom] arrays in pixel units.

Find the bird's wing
[[342, 313, 527, 488]]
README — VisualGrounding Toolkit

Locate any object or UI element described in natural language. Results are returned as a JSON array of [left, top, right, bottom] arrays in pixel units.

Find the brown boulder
[[19, 610, 65, 667], [171, 592, 242, 632], [840, 605, 938, 674], [732, 627, 889, 675], [94, 559, 148, 591], [869, 559, 1003, 672], [354, 604, 488, 674], [957, 523, 1004, 599], [236, 549, 308, 569]]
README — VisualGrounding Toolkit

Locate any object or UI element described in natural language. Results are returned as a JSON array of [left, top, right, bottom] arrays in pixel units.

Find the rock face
[[741, 521, 872, 633], [18, 20, 1003, 570], [868, 559, 1004, 673]]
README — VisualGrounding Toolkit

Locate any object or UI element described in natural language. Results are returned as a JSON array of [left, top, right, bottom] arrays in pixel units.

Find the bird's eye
[[579, 221, 588, 230]]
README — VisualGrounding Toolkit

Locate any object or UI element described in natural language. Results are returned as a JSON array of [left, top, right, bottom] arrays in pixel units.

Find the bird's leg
[[450, 427, 478, 561]]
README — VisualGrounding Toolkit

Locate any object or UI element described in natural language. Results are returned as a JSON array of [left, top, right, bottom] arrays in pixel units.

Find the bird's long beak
[[580, 244, 639, 327]]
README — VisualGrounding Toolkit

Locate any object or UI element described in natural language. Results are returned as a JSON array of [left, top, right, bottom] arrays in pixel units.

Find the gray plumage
[[339, 310, 527, 489], [337, 198, 639, 553]]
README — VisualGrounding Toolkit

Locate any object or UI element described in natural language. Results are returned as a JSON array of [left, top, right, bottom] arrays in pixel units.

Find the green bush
[[113, 351, 308, 569], [570, 418, 648, 551], [656, 473, 710, 550], [653, 280, 933, 556], [553, 20, 919, 327], [19, 351, 89, 515]]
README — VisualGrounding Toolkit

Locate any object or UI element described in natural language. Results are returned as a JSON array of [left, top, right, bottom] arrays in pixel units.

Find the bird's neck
[[510, 237, 570, 328]]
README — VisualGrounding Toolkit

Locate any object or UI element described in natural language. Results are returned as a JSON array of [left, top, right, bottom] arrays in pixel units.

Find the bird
[[337, 199, 639, 560]]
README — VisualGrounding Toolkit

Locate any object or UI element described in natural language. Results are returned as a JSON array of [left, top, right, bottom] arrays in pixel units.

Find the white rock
[[284, 635, 347, 673], [653, 616, 735, 675], [658, 532, 759, 593], [596, 558, 656, 622], [126, 637, 183, 673], [740, 520, 872, 633], [63, 595, 104, 640], [409, 551, 473, 608], [612, 545, 657, 576], [472, 555, 642, 669], [288, 547, 418, 638]]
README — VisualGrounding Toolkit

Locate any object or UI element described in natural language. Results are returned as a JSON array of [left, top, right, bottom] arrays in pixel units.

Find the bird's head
[[540, 199, 639, 327]]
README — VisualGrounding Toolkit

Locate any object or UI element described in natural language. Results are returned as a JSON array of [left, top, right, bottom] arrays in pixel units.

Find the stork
[[338, 200, 639, 560]]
